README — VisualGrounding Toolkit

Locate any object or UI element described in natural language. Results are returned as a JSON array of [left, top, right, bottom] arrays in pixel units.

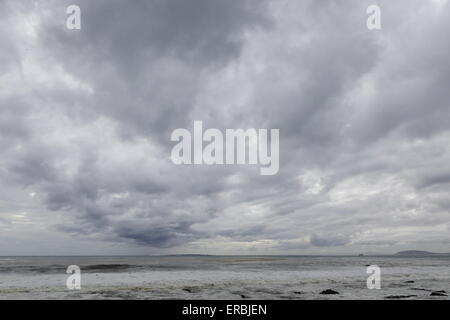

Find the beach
[[0, 256, 448, 300]]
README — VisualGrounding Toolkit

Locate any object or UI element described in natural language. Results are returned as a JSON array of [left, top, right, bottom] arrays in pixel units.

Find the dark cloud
[[36, 0, 272, 141], [416, 172, 450, 189], [310, 234, 350, 247], [0, 0, 449, 254]]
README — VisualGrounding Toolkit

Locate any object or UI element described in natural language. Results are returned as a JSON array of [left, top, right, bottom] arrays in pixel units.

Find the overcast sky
[[1, 0, 449, 255]]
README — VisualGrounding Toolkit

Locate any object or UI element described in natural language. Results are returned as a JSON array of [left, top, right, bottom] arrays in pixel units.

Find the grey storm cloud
[[310, 234, 350, 247], [0, 0, 449, 254], [38, 0, 273, 140]]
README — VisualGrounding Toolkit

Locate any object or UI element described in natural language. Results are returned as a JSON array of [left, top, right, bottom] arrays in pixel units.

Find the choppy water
[[0, 256, 449, 299]]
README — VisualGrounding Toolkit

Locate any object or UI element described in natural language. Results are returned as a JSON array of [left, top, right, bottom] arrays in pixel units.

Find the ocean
[[0, 255, 448, 300]]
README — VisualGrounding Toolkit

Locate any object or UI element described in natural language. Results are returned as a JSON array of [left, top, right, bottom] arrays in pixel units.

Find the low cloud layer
[[0, 0, 449, 255]]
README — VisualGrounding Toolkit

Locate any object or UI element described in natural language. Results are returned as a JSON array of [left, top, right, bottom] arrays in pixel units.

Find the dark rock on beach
[[404, 280, 415, 284], [430, 291, 447, 297], [182, 287, 200, 293], [385, 295, 417, 299], [320, 289, 339, 295]]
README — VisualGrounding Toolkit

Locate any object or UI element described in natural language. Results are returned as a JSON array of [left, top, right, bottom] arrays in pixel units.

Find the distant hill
[[395, 250, 450, 256]]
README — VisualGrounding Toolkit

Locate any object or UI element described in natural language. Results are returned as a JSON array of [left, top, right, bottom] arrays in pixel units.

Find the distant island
[[395, 250, 450, 256]]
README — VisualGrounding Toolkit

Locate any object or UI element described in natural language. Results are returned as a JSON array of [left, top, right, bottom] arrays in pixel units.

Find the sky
[[0, 0, 449, 255]]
